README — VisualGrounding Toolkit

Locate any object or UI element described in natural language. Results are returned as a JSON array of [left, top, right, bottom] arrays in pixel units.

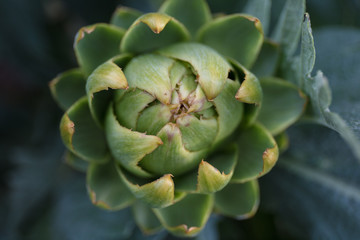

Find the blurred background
[[1, 0, 360, 239]]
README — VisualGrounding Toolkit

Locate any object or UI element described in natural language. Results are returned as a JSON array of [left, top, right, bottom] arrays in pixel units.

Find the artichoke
[[50, 0, 306, 237]]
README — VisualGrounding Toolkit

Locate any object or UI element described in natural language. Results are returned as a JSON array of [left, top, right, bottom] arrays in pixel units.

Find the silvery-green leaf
[[271, 0, 305, 58], [6, 141, 63, 239], [272, 0, 305, 86], [261, 124, 360, 239], [53, 167, 136, 240], [243, 0, 271, 35], [300, 15, 360, 160]]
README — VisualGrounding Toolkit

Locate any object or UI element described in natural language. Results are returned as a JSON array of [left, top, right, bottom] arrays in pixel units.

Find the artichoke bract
[[50, 0, 306, 237]]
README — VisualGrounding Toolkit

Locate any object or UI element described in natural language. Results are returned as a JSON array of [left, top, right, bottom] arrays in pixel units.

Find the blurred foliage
[[1, 0, 359, 239]]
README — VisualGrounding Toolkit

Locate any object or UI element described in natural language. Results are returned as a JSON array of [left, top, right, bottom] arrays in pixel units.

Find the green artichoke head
[[109, 41, 243, 178], [50, 0, 307, 237]]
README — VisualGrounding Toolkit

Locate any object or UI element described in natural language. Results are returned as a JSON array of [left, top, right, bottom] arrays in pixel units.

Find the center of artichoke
[[110, 42, 241, 177], [170, 101, 189, 121], [169, 84, 214, 122]]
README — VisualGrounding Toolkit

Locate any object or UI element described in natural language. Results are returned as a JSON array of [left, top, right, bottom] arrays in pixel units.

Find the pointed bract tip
[[140, 13, 171, 34], [75, 25, 96, 45]]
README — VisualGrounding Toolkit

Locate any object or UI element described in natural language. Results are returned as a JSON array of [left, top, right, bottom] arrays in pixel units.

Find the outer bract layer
[[50, 0, 307, 237]]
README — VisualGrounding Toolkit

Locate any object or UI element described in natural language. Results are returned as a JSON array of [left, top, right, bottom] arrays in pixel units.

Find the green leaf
[[63, 151, 89, 172], [176, 73, 196, 101], [124, 54, 174, 104], [159, 0, 212, 36], [159, 42, 231, 100], [136, 104, 172, 135], [202, 161, 234, 193], [250, 40, 280, 78], [140, 123, 207, 176], [274, 131, 289, 153], [87, 161, 134, 210], [175, 145, 238, 193], [105, 104, 162, 178], [153, 194, 214, 237], [86, 55, 131, 126], [243, 0, 271, 35], [232, 123, 278, 183], [261, 124, 360, 239], [169, 61, 191, 90], [300, 18, 360, 160], [212, 79, 243, 143], [231, 61, 262, 105], [214, 180, 259, 219], [197, 14, 264, 69], [187, 85, 213, 113], [117, 166, 175, 208], [74, 24, 125, 76], [110, 7, 142, 29], [230, 60, 262, 127], [114, 88, 156, 130], [49, 68, 86, 111], [198, 148, 238, 192], [120, 13, 190, 54], [257, 77, 306, 135], [132, 200, 162, 234], [271, 0, 305, 58], [60, 97, 110, 163], [176, 114, 217, 152]]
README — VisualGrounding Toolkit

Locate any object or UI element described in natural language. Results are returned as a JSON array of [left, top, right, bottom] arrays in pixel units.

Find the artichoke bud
[[50, 0, 308, 237], [110, 44, 237, 177]]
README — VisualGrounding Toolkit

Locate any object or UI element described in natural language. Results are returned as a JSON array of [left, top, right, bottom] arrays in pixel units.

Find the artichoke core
[[114, 49, 235, 176]]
